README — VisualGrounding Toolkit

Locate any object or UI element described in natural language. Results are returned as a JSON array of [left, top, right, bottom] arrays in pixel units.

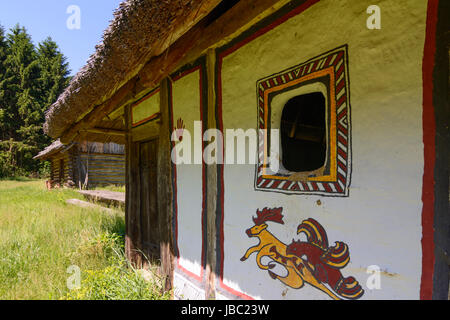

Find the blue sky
[[0, 0, 123, 75]]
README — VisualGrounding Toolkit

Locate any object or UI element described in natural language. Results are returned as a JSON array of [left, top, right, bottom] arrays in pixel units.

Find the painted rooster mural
[[241, 207, 364, 300]]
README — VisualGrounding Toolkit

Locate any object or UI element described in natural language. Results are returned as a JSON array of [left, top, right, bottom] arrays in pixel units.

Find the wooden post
[[50, 160, 54, 182], [205, 49, 218, 300], [125, 104, 143, 267], [124, 104, 132, 263], [74, 145, 81, 189], [157, 78, 174, 292]]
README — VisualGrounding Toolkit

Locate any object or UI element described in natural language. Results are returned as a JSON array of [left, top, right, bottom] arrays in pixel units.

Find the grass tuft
[[0, 179, 168, 300]]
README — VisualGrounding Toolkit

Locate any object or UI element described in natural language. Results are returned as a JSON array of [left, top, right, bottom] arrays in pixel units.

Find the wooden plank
[[87, 172, 125, 177], [83, 159, 125, 165], [79, 157, 125, 163], [105, 105, 124, 121], [78, 190, 125, 203], [157, 78, 174, 292], [79, 143, 125, 155], [79, 154, 125, 160], [125, 104, 143, 267], [131, 120, 161, 142], [125, 71, 132, 264], [148, 140, 159, 257], [139, 139, 160, 266], [139, 141, 151, 266], [78, 190, 125, 209], [132, 132, 143, 267], [84, 171, 125, 177], [66, 199, 116, 213], [81, 128, 125, 136], [81, 158, 125, 164], [205, 49, 217, 300], [88, 179, 125, 183], [85, 165, 125, 171]]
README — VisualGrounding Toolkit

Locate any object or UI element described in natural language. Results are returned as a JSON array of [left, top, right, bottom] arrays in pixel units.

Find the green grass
[[0, 180, 168, 300]]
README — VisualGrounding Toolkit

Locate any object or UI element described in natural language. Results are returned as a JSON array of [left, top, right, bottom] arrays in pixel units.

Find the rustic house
[[43, 0, 448, 300], [34, 140, 125, 188]]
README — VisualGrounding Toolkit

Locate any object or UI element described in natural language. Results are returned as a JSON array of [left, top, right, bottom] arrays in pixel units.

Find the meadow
[[0, 179, 168, 300]]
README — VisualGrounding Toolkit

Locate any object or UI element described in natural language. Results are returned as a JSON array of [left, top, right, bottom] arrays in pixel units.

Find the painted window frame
[[254, 45, 352, 197]]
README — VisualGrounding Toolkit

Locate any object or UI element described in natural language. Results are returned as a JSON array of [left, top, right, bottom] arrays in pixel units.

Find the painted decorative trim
[[215, 0, 321, 300], [420, 0, 439, 300], [170, 61, 207, 286], [131, 88, 160, 127], [254, 45, 351, 197]]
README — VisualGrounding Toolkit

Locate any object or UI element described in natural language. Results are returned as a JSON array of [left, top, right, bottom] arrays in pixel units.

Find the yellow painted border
[[131, 88, 160, 127], [261, 66, 337, 182]]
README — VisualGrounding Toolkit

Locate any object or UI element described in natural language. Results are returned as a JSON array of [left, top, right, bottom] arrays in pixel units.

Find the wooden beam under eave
[[81, 128, 126, 137], [60, 79, 137, 144], [105, 105, 125, 121]]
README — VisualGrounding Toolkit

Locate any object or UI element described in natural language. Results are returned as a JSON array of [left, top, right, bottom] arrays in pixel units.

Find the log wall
[[50, 152, 73, 184], [77, 152, 125, 186], [48, 144, 125, 187]]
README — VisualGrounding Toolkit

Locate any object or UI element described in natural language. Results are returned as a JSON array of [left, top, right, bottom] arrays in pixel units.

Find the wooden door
[[139, 139, 160, 265]]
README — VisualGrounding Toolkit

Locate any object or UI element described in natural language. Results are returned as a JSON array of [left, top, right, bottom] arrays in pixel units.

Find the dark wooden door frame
[[125, 139, 143, 267], [430, 0, 450, 300], [124, 78, 175, 292]]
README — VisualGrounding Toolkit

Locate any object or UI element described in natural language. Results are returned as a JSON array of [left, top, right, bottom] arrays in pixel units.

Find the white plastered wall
[[218, 0, 428, 300], [171, 69, 204, 291]]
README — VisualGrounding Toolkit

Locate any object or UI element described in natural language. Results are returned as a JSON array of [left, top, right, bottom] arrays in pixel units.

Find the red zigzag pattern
[[255, 47, 350, 196]]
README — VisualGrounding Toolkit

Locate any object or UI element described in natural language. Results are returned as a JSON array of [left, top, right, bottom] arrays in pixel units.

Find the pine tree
[[2, 25, 39, 140], [0, 25, 8, 141], [0, 24, 70, 177], [2, 25, 41, 173], [37, 37, 71, 110]]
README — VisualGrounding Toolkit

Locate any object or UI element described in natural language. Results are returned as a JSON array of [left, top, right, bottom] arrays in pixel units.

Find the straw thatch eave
[[33, 140, 76, 160], [44, 0, 222, 139]]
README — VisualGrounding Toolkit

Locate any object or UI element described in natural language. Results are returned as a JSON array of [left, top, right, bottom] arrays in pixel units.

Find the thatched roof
[[33, 140, 75, 160], [44, 0, 221, 139]]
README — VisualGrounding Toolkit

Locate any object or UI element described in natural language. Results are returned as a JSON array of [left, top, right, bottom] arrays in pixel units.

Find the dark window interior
[[280, 92, 326, 172]]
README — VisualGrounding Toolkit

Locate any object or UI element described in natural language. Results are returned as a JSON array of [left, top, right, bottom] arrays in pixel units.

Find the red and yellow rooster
[[286, 218, 364, 300], [241, 207, 364, 300]]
